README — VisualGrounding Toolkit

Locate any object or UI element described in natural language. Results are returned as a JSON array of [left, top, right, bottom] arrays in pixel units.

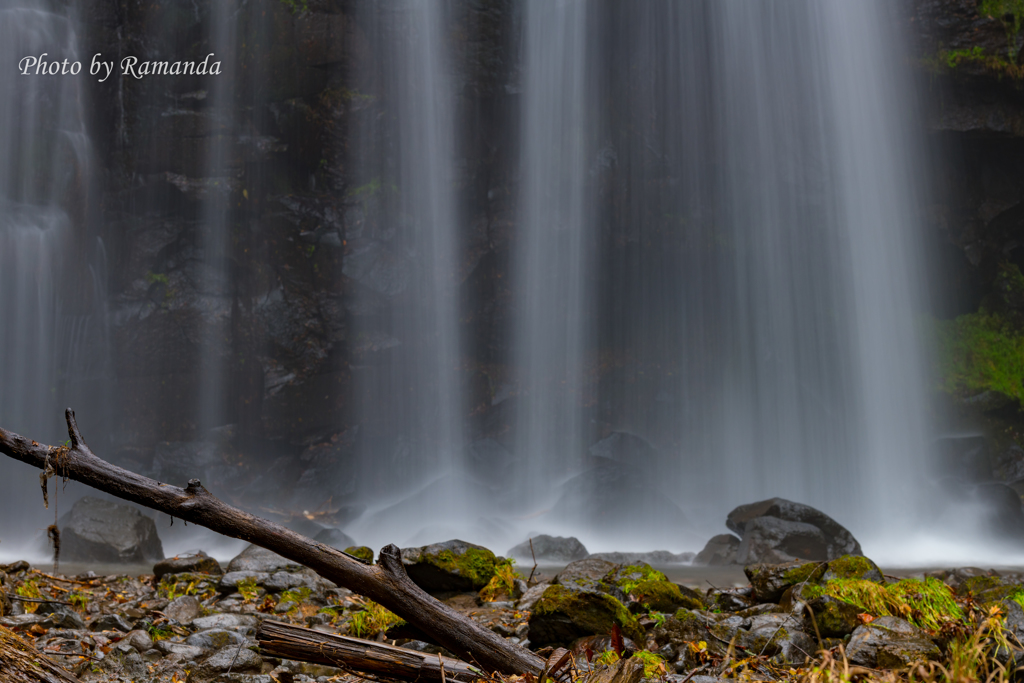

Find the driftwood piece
[[0, 624, 81, 683], [0, 410, 545, 677], [258, 620, 484, 682]]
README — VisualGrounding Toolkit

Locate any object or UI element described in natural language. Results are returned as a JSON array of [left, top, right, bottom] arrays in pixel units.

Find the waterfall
[[513, 0, 931, 552], [513, 0, 594, 512], [346, 2, 469, 546], [0, 4, 107, 555]]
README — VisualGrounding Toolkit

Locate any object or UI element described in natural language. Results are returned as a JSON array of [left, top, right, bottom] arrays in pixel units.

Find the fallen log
[[0, 624, 80, 683], [257, 620, 484, 682], [0, 410, 544, 677]]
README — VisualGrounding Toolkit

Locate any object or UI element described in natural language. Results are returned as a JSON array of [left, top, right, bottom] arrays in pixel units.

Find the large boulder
[[507, 535, 589, 563], [727, 498, 862, 562], [59, 497, 163, 563], [736, 516, 830, 564], [400, 540, 498, 593]]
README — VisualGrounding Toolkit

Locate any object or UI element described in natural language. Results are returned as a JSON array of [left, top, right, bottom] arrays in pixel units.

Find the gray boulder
[[227, 544, 301, 573], [507, 535, 589, 563], [693, 534, 741, 565], [59, 497, 163, 563], [727, 498, 861, 562]]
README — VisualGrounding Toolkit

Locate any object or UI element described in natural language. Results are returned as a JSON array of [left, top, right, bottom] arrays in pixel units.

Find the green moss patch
[[806, 577, 964, 632], [529, 584, 644, 646], [429, 547, 496, 588], [824, 555, 883, 583], [934, 310, 1024, 408], [345, 546, 374, 563]]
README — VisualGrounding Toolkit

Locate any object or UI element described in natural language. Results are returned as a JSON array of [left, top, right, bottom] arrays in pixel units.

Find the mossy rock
[[823, 555, 883, 583], [845, 616, 940, 668], [606, 563, 666, 591], [528, 584, 644, 647], [400, 540, 498, 593], [628, 578, 704, 612], [955, 575, 1019, 604], [804, 595, 864, 638], [653, 609, 714, 652], [345, 546, 374, 563], [745, 560, 827, 603], [555, 558, 619, 595], [153, 551, 222, 580]]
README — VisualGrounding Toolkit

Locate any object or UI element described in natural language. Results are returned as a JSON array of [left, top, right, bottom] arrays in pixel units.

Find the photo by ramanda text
[[120, 53, 221, 79]]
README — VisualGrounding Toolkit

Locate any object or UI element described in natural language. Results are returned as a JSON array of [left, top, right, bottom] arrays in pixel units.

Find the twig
[[30, 569, 98, 586], [2, 590, 72, 605], [527, 538, 538, 585], [439, 652, 447, 683], [679, 662, 709, 683]]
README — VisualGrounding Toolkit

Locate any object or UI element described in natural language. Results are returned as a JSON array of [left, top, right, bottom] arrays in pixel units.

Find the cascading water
[[345, 2, 469, 546], [512, 0, 594, 515], [194, 2, 239, 435], [512, 0, 935, 555], [0, 3, 107, 556]]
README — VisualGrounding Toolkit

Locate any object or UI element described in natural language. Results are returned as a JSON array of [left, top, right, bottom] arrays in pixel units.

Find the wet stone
[[164, 594, 202, 624], [186, 627, 250, 650], [89, 613, 133, 632], [846, 616, 940, 668], [190, 644, 264, 681], [155, 640, 207, 660], [191, 612, 260, 633], [154, 550, 223, 579]]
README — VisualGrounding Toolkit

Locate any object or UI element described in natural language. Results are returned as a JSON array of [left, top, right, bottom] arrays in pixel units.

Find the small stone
[[89, 613, 133, 632], [219, 570, 271, 592], [191, 613, 260, 633], [517, 582, 550, 611], [124, 629, 154, 652], [154, 550, 222, 579], [164, 595, 201, 624], [189, 644, 263, 681], [227, 544, 300, 573], [155, 640, 207, 660], [186, 628, 249, 650]]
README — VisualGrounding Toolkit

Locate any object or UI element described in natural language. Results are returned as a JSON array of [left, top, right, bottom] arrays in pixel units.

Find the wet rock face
[[59, 496, 164, 563]]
